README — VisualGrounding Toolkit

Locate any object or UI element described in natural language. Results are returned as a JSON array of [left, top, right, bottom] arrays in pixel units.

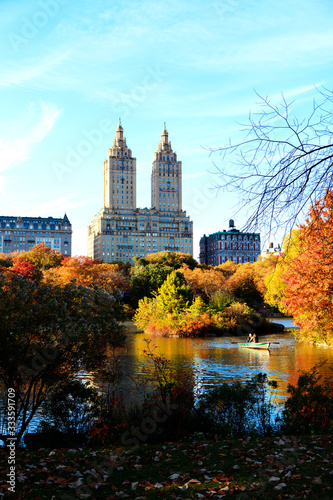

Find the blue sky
[[1, 0, 333, 259]]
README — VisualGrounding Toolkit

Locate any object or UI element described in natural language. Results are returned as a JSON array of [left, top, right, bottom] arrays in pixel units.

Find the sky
[[1, 0, 333, 260]]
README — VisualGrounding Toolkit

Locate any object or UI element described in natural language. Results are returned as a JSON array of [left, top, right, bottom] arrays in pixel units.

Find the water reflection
[[119, 330, 333, 404], [21, 327, 333, 437]]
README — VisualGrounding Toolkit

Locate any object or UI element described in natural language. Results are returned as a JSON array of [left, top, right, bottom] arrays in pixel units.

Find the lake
[[117, 319, 333, 405], [11, 319, 333, 441]]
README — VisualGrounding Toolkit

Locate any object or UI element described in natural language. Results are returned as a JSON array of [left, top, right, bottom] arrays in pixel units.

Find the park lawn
[[1, 434, 333, 499]]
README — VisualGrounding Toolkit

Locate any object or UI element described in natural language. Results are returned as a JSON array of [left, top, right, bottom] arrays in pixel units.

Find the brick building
[[199, 220, 260, 265]]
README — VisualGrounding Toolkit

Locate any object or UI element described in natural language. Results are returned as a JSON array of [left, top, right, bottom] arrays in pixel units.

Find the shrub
[[283, 364, 333, 434], [195, 373, 281, 437], [133, 296, 157, 331], [38, 379, 100, 436], [130, 339, 195, 440]]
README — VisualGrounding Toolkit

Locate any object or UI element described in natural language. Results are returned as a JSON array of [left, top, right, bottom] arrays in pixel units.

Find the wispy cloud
[[1, 48, 73, 90], [0, 102, 61, 171]]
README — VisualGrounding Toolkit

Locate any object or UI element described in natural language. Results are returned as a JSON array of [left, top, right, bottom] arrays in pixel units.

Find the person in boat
[[252, 332, 259, 343], [247, 333, 254, 343]]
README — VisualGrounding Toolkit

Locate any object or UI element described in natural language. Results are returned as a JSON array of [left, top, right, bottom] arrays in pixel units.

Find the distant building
[[87, 121, 193, 263], [261, 242, 282, 258], [199, 220, 261, 265], [0, 214, 72, 255]]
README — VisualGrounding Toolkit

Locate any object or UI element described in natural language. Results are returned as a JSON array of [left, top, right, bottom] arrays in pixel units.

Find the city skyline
[[1, 0, 333, 259]]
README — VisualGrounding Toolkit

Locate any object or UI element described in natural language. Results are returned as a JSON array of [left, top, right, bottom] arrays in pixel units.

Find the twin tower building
[[87, 121, 193, 262]]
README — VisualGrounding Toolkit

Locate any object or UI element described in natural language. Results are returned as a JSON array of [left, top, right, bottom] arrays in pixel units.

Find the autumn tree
[[44, 256, 129, 295], [282, 191, 333, 344], [142, 251, 198, 270], [15, 242, 63, 270], [226, 263, 263, 308], [216, 260, 238, 279], [11, 260, 42, 282], [253, 254, 280, 298], [181, 265, 226, 301], [0, 274, 126, 444], [0, 253, 14, 269], [264, 230, 301, 313]]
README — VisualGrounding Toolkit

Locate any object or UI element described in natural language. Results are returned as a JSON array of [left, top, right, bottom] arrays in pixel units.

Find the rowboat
[[238, 342, 270, 350]]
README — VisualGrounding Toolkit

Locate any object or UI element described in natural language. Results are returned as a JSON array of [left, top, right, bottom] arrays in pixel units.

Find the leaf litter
[[0, 434, 333, 498]]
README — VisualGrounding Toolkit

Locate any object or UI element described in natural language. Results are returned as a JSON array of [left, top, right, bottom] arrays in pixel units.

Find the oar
[[230, 342, 280, 344]]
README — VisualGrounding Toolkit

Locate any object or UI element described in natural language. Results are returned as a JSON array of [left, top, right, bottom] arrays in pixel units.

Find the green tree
[[156, 271, 193, 314], [130, 263, 173, 307], [0, 274, 126, 445], [139, 251, 198, 270]]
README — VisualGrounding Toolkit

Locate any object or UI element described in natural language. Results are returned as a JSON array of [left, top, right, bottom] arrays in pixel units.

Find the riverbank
[[124, 319, 284, 337], [1, 434, 332, 498]]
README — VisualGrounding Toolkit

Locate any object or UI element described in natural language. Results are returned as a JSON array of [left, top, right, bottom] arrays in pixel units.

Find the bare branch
[[209, 88, 333, 238]]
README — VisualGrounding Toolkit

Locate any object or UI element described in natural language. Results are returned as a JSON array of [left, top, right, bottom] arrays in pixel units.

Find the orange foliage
[[225, 263, 263, 307], [44, 256, 130, 294], [283, 190, 333, 344], [181, 265, 226, 300], [14, 242, 63, 269], [216, 260, 238, 278]]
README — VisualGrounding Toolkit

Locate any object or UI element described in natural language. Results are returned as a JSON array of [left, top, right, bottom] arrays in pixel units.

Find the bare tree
[[210, 88, 333, 237]]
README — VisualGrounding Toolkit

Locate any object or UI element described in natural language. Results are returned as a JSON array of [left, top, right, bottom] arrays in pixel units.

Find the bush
[[283, 364, 333, 434], [195, 373, 281, 437], [38, 379, 100, 437], [129, 339, 195, 441]]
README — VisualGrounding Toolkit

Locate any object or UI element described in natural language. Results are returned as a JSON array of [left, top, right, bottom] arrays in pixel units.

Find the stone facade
[[199, 220, 260, 265], [87, 121, 193, 262], [0, 214, 72, 255]]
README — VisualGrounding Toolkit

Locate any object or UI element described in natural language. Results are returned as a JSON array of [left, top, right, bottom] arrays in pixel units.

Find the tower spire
[[115, 118, 124, 142], [117, 117, 123, 130]]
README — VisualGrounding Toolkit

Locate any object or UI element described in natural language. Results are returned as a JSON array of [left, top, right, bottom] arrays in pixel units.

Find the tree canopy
[[0, 273, 126, 444], [15, 242, 64, 270], [44, 256, 130, 295], [139, 251, 198, 270], [282, 190, 333, 344]]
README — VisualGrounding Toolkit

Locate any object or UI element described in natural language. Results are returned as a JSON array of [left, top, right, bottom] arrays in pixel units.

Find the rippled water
[[16, 319, 333, 439], [119, 320, 333, 404]]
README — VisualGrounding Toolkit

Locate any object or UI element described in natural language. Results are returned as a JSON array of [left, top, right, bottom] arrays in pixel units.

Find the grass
[[1, 434, 333, 498]]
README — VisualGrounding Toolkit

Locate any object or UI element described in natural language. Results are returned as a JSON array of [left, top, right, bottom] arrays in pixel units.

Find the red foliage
[[62, 255, 101, 267], [11, 261, 42, 281]]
